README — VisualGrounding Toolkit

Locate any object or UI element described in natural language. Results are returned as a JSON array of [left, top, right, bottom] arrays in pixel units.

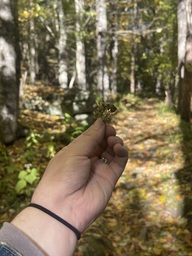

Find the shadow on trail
[[176, 121, 192, 231]]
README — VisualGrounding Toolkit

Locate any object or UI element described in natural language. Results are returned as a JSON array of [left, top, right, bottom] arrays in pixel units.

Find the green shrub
[[15, 165, 40, 195]]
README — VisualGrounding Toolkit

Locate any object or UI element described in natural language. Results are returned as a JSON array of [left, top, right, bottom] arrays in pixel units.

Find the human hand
[[31, 118, 128, 233]]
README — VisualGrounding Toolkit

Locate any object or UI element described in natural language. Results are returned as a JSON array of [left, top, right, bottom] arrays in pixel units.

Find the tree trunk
[[177, 0, 187, 113], [130, 0, 137, 94], [109, 0, 118, 93], [29, 0, 36, 85], [180, 68, 192, 121], [58, 0, 68, 88], [0, 0, 20, 144], [96, 0, 109, 98], [177, 0, 192, 122], [130, 47, 136, 94], [75, 0, 87, 90]]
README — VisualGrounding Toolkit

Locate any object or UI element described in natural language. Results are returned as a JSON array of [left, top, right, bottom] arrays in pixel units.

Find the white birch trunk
[[178, 0, 187, 71], [177, 0, 192, 122], [177, 0, 187, 111], [75, 0, 87, 90], [130, 0, 137, 94], [29, 0, 36, 85], [58, 0, 68, 88], [96, 0, 109, 98]]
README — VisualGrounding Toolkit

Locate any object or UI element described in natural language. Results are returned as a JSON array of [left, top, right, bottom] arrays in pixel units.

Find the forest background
[[1, 0, 192, 255]]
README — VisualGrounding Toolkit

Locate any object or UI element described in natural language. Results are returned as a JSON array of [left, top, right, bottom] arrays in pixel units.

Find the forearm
[[11, 207, 77, 256]]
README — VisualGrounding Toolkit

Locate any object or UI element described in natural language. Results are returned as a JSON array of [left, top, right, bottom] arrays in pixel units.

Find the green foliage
[[0, 143, 9, 161], [157, 102, 176, 115], [46, 142, 56, 158], [26, 132, 41, 148], [64, 112, 89, 139], [117, 0, 177, 93], [71, 124, 88, 138], [15, 165, 40, 195], [23, 149, 37, 162], [0, 163, 19, 193], [0, 146, 22, 213], [18, 0, 178, 96], [64, 112, 73, 124], [22, 132, 42, 161], [118, 93, 144, 110]]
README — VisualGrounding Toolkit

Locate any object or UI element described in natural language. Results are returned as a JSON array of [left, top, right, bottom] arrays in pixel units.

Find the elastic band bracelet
[[28, 203, 81, 240]]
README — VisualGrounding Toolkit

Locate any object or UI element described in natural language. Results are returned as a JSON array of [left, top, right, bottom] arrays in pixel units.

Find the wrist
[[28, 203, 81, 240], [31, 191, 87, 233], [11, 207, 77, 256]]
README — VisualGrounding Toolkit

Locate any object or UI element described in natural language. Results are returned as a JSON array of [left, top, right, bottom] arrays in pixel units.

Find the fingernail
[[93, 118, 104, 129]]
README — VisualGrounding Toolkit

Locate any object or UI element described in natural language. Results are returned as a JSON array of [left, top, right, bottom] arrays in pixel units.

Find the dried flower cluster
[[93, 100, 117, 123]]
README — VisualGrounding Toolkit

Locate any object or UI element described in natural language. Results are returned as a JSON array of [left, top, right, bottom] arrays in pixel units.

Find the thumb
[[68, 119, 106, 157]]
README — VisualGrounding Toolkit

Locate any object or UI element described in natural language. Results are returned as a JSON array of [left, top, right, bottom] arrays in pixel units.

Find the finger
[[92, 126, 117, 157], [108, 136, 124, 147], [109, 144, 128, 178], [93, 144, 128, 192], [100, 136, 124, 161], [68, 119, 117, 157], [68, 119, 106, 157], [105, 124, 116, 137]]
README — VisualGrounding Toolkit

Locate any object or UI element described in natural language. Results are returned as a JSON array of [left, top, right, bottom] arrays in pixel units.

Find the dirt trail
[[76, 97, 192, 256]]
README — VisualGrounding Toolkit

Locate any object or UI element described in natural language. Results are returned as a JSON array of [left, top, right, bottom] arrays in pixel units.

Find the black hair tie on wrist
[[28, 203, 81, 240]]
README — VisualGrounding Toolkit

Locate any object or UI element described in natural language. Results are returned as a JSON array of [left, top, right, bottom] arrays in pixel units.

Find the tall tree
[[28, 0, 36, 85], [75, 0, 87, 90], [0, 0, 20, 144], [109, 0, 118, 93], [95, 0, 109, 97], [130, 0, 137, 94], [58, 0, 68, 88], [177, 0, 192, 122]]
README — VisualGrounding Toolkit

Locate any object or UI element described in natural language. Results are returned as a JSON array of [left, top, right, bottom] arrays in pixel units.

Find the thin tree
[[109, 0, 118, 93], [130, 0, 137, 94], [95, 0, 109, 98], [29, 0, 36, 85], [58, 0, 68, 88], [0, 0, 20, 143], [75, 0, 87, 90]]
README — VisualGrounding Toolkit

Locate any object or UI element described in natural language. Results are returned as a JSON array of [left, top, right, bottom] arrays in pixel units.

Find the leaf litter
[[1, 90, 192, 255], [76, 96, 192, 256]]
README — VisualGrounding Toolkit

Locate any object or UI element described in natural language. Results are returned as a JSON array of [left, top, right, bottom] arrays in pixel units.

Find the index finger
[[68, 119, 115, 157]]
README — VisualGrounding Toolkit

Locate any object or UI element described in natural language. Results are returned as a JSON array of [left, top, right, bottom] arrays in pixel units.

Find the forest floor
[[1, 88, 192, 256], [75, 95, 192, 256]]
